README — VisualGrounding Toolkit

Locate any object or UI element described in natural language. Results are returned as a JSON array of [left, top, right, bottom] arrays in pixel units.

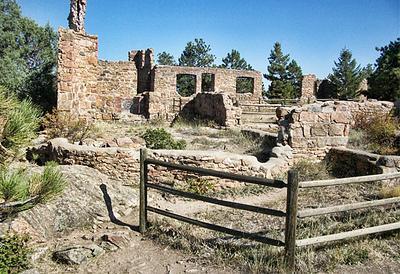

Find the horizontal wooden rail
[[298, 197, 400, 218], [146, 158, 287, 188], [147, 206, 285, 247], [299, 172, 400, 188], [296, 222, 400, 247], [147, 182, 286, 217]]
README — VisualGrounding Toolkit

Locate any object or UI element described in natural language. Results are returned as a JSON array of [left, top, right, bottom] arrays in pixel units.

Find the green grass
[[0, 234, 30, 274]]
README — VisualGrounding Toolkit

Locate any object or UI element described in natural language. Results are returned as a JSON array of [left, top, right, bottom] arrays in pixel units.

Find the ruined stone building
[[57, 1, 263, 124]]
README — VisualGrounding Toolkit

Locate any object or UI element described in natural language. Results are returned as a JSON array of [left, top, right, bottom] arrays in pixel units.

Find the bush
[[351, 112, 399, 155], [42, 110, 94, 143], [0, 87, 41, 160], [178, 178, 215, 195], [0, 162, 65, 206], [142, 128, 186, 149], [0, 234, 30, 273]]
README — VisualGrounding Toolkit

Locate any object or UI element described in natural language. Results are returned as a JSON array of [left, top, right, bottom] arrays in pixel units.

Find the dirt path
[[150, 188, 287, 216]]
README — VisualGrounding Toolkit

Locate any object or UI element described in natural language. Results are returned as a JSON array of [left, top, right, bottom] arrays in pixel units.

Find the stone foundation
[[29, 138, 292, 187], [328, 147, 400, 176], [280, 100, 394, 159]]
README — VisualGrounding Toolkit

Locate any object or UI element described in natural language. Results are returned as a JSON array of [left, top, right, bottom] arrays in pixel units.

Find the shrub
[[0, 162, 65, 207], [42, 110, 94, 143], [0, 167, 29, 203], [351, 112, 399, 155], [0, 88, 41, 160], [0, 234, 30, 273], [142, 128, 186, 149], [292, 159, 331, 182], [179, 178, 215, 195]]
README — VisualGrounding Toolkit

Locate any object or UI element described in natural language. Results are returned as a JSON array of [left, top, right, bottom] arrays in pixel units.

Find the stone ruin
[[57, 1, 398, 162], [68, 0, 87, 33], [58, 1, 262, 126]]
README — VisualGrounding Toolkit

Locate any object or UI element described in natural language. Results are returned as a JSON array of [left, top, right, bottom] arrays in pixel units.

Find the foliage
[[351, 112, 399, 155], [29, 161, 66, 203], [178, 178, 215, 195], [142, 128, 186, 150], [176, 74, 196, 97], [292, 159, 331, 182], [42, 110, 94, 143], [220, 49, 253, 70], [157, 51, 176, 66], [264, 42, 303, 99], [327, 48, 365, 99], [316, 79, 336, 99], [380, 186, 400, 198], [178, 38, 216, 67], [236, 77, 254, 93], [0, 162, 65, 205], [0, 0, 57, 112], [0, 234, 30, 273], [0, 166, 28, 202], [0, 87, 41, 160], [367, 38, 400, 101]]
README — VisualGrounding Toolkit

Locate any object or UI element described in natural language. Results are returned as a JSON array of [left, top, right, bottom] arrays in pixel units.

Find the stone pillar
[[68, 0, 87, 33], [300, 74, 317, 104]]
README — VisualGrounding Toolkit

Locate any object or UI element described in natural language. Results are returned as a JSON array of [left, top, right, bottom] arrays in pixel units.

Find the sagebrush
[[142, 128, 186, 149]]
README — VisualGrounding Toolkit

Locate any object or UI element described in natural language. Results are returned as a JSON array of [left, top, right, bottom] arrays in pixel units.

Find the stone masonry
[[31, 138, 292, 187], [279, 100, 394, 159], [57, 28, 262, 122], [68, 0, 87, 33]]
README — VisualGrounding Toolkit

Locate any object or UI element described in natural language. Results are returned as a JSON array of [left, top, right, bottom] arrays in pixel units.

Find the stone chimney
[[68, 0, 87, 33]]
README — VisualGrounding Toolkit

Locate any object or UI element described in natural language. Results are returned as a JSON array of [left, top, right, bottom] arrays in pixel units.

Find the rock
[[101, 234, 129, 248], [99, 241, 118, 251], [14, 165, 138, 240], [53, 245, 104, 265], [115, 137, 134, 148]]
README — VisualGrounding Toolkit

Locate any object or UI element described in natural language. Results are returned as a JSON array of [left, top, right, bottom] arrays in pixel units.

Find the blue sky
[[19, 0, 399, 79]]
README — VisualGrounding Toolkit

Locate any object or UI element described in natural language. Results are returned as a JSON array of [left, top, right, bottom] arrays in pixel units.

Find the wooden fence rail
[[139, 148, 400, 272]]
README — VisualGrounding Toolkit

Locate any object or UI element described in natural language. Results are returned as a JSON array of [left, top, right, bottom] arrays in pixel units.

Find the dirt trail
[[151, 187, 287, 216]]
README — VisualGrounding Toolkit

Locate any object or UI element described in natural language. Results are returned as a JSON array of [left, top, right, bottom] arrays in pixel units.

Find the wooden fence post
[[285, 170, 299, 272], [139, 148, 148, 233]]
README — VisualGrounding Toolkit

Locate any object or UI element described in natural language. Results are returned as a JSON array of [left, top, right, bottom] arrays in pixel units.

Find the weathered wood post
[[285, 170, 299, 272], [139, 148, 148, 233]]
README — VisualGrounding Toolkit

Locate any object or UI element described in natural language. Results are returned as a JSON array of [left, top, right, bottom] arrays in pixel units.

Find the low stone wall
[[328, 147, 400, 176], [280, 100, 394, 159], [29, 138, 292, 187]]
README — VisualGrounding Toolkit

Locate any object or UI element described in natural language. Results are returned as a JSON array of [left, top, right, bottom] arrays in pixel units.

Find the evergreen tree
[[156, 51, 176, 65], [367, 38, 400, 101], [264, 42, 303, 99], [0, 0, 57, 112], [327, 48, 364, 99], [220, 49, 253, 70], [178, 38, 216, 67]]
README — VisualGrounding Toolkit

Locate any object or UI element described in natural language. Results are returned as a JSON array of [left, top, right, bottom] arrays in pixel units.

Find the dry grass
[[145, 181, 400, 273]]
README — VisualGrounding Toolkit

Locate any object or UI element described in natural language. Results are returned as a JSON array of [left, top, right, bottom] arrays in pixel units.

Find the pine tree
[[264, 42, 303, 99], [178, 38, 215, 67], [367, 38, 400, 101], [220, 49, 252, 70], [156, 52, 176, 66], [0, 0, 57, 112], [327, 48, 364, 99]]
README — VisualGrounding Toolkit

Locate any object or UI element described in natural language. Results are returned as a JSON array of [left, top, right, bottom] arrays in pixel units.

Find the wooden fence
[[139, 148, 400, 272]]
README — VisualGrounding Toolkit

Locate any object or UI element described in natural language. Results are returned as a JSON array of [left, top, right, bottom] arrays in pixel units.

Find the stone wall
[[281, 100, 394, 159], [179, 93, 242, 127], [148, 65, 263, 119], [31, 138, 292, 187], [58, 28, 139, 120], [328, 147, 400, 176], [300, 74, 317, 103], [57, 28, 98, 117]]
